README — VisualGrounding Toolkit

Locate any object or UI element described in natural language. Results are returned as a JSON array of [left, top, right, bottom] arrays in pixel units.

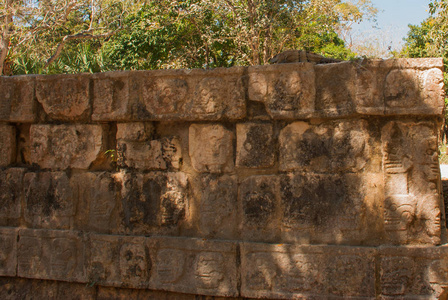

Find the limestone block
[[0, 228, 18, 276], [0, 124, 16, 167], [279, 120, 371, 173], [116, 122, 181, 170], [149, 236, 238, 297], [0, 75, 36, 122], [379, 246, 448, 298], [73, 172, 119, 233], [134, 67, 245, 120], [88, 234, 150, 289], [239, 175, 280, 242], [17, 229, 86, 282], [30, 124, 104, 169], [189, 124, 234, 173], [24, 172, 75, 229], [117, 171, 189, 235], [92, 71, 132, 121], [382, 121, 442, 245], [354, 63, 386, 114], [248, 63, 315, 119], [236, 123, 275, 168], [0, 168, 25, 225], [315, 62, 356, 117], [240, 242, 376, 299], [191, 175, 237, 239], [36, 74, 91, 121]]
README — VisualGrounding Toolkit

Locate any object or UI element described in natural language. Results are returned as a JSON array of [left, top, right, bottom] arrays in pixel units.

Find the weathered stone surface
[[279, 120, 372, 173], [116, 122, 181, 170], [189, 124, 234, 173], [315, 62, 356, 117], [0, 124, 16, 167], [0, 75, 36, 122], [382, 121, 442, 245], [248, 63, 315, 119], [30, 124, 104, 169], [73, 172, 119, 233], [92, 71, 132, 121], [17, 229, 86, 282], [24, 172, 75, 229], [236, 123, 275, 168], [280, 173, 384, 245], [379, 245, 448, 298], [0, 228, 18, 276], [36, 74, 91, 121], [149, 237, 238, 297], [0, 168, 25, 226], [133, 67, 246, 120], [88, 234, 150, 289], [239, 175, 280, 242], [117, 171, 189, 235], [191, 175, 238, 239], [241, 242, 376, 299]]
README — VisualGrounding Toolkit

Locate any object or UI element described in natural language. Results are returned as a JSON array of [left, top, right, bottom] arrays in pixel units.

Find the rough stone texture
[[24, 172, 75, 229], [0, 228, 18, 276], [248, 63, 315, 119], [0, 124, 16, 167], [92, 71, 132, 121], [36, 74, 91, 121], [191, 175, 238, 239], [116, 171, 189, 235], [116, 122, 181, 170], [0, 168, 25, 226], [133, 67, 246, 120], [0, 75, 36, 122], [30, 124, 104, 169], [0, 58, 445, 299], [148, 237, 238, 297], [381, 121, 441, 245], [189, 124, 234, 173], [241, 242, 376, 299], [17, 229, 86, 282], [88, 234, 150, 289], [236, 123, 275, 168]]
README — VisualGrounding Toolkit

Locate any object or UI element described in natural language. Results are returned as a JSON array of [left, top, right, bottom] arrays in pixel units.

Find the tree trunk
[[0, 0, 13, 76]]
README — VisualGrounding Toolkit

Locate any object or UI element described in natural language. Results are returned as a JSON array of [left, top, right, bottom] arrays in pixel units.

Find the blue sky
[[350, 0, 431, 55]]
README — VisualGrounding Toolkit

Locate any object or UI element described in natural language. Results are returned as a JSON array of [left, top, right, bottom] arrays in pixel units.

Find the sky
[[350, 0, 431, 56]]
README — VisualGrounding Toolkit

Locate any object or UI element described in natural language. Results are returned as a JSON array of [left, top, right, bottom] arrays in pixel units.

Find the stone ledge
[[1, 228, 448, 299]]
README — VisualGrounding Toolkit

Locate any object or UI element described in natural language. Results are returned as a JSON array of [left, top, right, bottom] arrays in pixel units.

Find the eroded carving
[[193, 77, 225, 116], [194, 252, 225, 289], [381, 256, 414, 296], [144, 78, 188, 115], [155, 249, 185, 283], [119, 243, 148, 281]]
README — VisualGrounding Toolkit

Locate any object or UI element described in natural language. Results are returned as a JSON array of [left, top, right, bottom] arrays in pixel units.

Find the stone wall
[[0, 58, 447, 299]]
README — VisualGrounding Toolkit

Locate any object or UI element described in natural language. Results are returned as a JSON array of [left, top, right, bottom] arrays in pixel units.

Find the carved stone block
[[315, 62, 356, 117], [239, 175, 280, 242], [382, 121, 442, 245], [30, 124, 104, 169], [0, 168, 25, 225], [0, 228, 18, 276], [236, 123, 275, 168], [92, 71, 132, 121], [36, 74, 91, 121], [248, 63, 315, 119], [24, 172, 75, 229], [134, 67, 245, 120], [0, 75, 36, 122], [88, 234, 150, 289], [117, 122, 181, 170], [149, 236, 238, 297], [17, 229, 86, 282], [279, 120, 370, 173], [241, 243, 376, 299], [191, 175, 237, 239], [0, 124, 16, 167], [118, 172, 189, 235], [189, 124, 234, 173], [73, 172, 119, 233]]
